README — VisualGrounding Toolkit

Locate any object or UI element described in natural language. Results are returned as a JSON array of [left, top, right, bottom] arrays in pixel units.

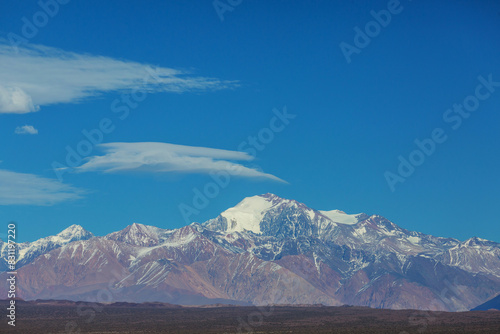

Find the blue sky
[[1, 0, 499, 243]]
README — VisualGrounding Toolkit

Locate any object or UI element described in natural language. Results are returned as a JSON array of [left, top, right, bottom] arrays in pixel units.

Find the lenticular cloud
[[76, 142, 286, 183]]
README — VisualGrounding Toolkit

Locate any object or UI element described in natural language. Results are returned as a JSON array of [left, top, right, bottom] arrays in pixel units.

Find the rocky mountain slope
[[1, 193, 499, 311]]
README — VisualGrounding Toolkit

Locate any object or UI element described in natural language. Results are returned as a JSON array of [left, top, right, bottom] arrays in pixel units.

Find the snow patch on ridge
[[407, 236, 421, 244], [319, 210, 361, 225], [135, 230, 197, 258]]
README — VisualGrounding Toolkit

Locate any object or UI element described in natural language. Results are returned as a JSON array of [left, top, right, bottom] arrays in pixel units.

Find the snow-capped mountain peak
[[205, 193, 367, 235], [56, 224, 93, 242], [105, 222, 172, 246], [0, 224, 94, 271], [205, 193, 309, 234], [218, 194, 278, 233]]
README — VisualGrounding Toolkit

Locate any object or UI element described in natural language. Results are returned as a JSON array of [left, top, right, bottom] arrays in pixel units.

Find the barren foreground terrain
[[0, 300, 499, 333]]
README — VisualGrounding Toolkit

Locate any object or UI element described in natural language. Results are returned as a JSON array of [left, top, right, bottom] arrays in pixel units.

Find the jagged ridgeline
[[1, 194, 499, 311]]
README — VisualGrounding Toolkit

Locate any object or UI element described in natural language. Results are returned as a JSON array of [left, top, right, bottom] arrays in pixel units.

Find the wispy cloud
[[14, 125, 38, 135], [75, 142, 286, 183], [0, 169, 84, 205], [0, 41, 237, 113]]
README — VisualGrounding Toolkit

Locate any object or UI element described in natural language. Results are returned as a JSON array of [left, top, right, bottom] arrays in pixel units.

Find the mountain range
[[1, 193, 499, 311]]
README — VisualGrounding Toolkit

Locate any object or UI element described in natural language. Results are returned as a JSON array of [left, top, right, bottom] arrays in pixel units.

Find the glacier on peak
[[205, 193, 367, 234], [218, 194, 279, 233]]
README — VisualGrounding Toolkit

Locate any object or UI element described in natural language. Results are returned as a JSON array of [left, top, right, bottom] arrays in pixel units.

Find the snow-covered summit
[[29, 224, 94, 248], [0, 224, 94, 271], [105, 222, 172, 246], [203, 193, 307, 234], [204, 193, 367, 235], [218, 194, 284, 233], [56, 224, 94, 242]]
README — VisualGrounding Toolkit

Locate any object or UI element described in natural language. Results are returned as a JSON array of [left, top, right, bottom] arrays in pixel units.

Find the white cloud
[[0, 41, 237, 113], [0, 169, 84, 205], [0, 86, 39, 114], [15, 125, 38, 135], [76, 142, 286, 183]]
